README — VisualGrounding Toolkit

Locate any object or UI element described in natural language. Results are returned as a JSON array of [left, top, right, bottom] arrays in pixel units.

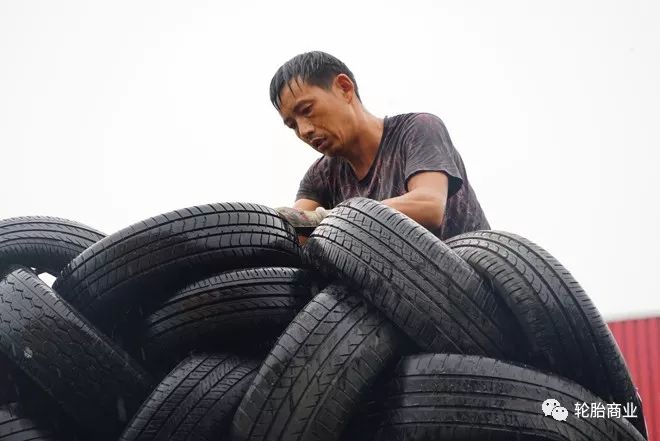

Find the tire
[[53, 202, 301, 332], [120, 353, 259, 441], [0, 354, 18, 405], [0, 265, 154, 439], [1, 372, 85, 440], [303, 197, 524, 359], [0, 402, 57, 441], [352, 353, 645, 441], [0, 216, 105, 276], [0, 217, 105, 415], [444, 230, 647, 438], [231, 284, 407, 441], [136, 267, 320, 374]]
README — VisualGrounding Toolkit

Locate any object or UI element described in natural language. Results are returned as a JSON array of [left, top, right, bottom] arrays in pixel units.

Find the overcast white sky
[[1, 1, 658, 320]]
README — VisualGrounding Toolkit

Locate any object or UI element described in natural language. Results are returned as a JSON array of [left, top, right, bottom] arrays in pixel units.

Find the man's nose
[[298, 119, 314, 140]]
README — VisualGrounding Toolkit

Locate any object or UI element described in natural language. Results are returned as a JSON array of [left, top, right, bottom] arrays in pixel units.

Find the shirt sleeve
[[295, 158, 330, 206], [403, 113, 465, 198]]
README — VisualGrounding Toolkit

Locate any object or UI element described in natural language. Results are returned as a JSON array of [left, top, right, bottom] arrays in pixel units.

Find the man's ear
[[334, 74, 355, 102]]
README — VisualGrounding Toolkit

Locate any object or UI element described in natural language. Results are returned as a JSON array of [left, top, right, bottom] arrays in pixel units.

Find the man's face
[[277, 75, 356, 157]]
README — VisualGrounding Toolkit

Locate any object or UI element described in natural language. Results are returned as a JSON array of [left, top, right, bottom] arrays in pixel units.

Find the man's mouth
[[312, 137, 329, 151]]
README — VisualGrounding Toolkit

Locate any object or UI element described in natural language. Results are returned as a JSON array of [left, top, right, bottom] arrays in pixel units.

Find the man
[[273, 51, 490, 241]]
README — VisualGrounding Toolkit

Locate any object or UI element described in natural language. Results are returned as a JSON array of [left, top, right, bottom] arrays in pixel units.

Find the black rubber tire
[[0, 354, 19, 406], [120, 353, 259, 441], [444, 230, 648, 438], [350, 353, 645, 441], [135, 267, 320, 374], [52, 202, 301, 332], [1, 373, 83, 440], [303, 197, 524, 359], [0, 265, 154, 439], [231, 284, 407, 441], [0, 402, 57, 441], [0, 217, 106, 415], [0, 216, 105, 276]]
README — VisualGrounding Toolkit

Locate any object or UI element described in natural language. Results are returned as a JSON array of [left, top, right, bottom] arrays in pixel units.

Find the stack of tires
[[0, 198, 648, 441]]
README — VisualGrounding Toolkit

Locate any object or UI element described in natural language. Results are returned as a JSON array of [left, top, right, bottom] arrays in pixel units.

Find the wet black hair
[[269, 50, 361, 111]]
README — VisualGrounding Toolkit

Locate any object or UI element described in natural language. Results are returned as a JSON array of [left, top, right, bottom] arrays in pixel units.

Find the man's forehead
[[278, 77, 312, 112]]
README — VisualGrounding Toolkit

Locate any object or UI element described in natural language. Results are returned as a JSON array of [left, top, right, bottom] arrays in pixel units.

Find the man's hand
[[275, 206, 329, 245], [275, 206, 329, 229]]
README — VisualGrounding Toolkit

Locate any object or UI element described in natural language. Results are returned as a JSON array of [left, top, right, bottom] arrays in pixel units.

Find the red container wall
[[608, 317, 660, 441]]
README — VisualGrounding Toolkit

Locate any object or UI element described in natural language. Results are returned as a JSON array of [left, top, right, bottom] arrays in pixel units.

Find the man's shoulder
[[383, 113, 450, 150], [390, 111, 445, 125], [387, 112, 447, 135]]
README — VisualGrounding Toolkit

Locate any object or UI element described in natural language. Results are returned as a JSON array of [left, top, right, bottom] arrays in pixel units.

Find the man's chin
[[320, 145, 339, 157]]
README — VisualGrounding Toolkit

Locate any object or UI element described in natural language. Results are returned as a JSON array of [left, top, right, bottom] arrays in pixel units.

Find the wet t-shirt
[[295, 112, 490, 241]]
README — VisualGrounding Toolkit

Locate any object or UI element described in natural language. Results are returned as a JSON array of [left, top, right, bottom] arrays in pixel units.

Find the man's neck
[[342, 112, 384, 180]]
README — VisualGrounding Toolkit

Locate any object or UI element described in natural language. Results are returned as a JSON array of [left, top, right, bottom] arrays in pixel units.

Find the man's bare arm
[[381, 171, 449, 231]]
